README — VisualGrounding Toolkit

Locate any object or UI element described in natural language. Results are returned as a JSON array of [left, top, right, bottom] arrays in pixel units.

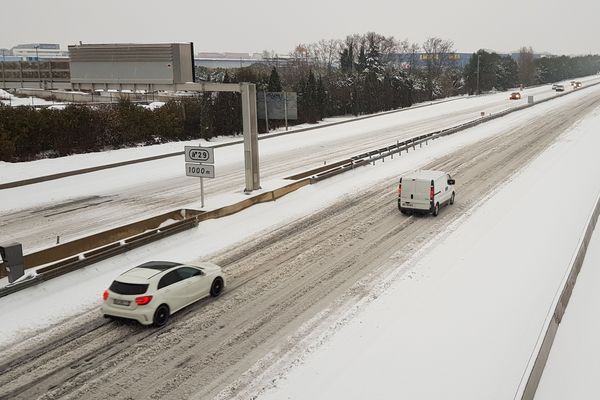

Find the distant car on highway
[[509, 92, 521, 100], [102, 261, 225, 326], [573, 81, 582, 88], [554, 84, 565, 92], [398, 170, 455, 216]]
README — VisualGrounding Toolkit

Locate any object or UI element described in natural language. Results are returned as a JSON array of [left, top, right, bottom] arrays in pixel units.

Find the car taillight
[[430, 186, 434, 201], [135, 295, 153, 305], [103, 290, 109, 301], [397, 184, 402, 195]]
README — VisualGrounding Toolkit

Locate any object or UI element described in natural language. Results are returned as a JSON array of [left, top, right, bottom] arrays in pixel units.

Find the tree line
[[463, 47, 600, 94], [1, 33, 599, 162]]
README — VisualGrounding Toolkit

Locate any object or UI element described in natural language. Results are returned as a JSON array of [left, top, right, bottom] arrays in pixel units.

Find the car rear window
[[109, 281, 148, 295]]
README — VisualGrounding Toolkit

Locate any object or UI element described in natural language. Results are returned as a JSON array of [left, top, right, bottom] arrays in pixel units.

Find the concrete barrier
[[0, 208, 203, 277], [516, 191, 600, 400], [197, 179, 310, 223]]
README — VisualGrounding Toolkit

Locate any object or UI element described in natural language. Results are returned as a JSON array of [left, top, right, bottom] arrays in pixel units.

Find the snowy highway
[[1, 76, 599, 254], [1, 80, 600, 399]]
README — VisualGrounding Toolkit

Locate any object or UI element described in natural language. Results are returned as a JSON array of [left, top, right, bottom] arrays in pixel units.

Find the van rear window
[[109, 281, 148, 295]]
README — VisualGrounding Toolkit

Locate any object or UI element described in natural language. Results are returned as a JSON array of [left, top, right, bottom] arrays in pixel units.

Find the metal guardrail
[[294, 82, 600, 184]]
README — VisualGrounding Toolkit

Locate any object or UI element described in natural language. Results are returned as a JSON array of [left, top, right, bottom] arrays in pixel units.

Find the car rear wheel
[[210, 277, 224, 297], [433, 203, 439, 217], [153, 304, 170, 327], [450, 192, 455, 205]]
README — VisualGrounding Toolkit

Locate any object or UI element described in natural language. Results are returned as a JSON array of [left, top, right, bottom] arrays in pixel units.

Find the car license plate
[[405, 202, 412, 206], [114, 299, 130, 306]]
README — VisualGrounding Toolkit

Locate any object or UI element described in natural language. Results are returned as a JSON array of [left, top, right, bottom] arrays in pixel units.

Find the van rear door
[[401, 178, 430, 210], [412, 179, 431, 202]]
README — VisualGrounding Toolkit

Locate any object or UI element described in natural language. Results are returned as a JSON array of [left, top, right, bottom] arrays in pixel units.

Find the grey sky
[[1, 0, 598, 55]]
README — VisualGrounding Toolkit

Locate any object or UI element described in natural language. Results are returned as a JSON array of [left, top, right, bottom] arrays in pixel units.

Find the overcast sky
[[1, 0, 598, 55]]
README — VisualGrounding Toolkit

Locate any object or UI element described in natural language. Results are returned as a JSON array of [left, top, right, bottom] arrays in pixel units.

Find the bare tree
[[517, 46, 535, 86], [421, 37, 456, 99], [308, 39, 343, 72], [397, 39, 421, 77]]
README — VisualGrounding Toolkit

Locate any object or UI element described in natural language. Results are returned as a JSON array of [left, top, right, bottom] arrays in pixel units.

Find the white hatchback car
[[102, 261, 225, 326]]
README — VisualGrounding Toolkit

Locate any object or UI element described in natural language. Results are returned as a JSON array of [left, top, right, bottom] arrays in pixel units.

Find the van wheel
[[433, 203, 439, 217], [450, 192, 455, 205]]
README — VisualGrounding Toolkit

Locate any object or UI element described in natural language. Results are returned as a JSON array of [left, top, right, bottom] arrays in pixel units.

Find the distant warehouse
[[68, 43, 195, 89]]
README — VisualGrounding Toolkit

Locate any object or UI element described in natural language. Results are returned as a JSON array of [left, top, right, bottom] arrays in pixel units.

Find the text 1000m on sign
[[185, 163, 215, 178]]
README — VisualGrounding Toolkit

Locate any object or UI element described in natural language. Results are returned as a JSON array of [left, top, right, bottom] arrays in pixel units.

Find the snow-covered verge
[[242, 104, 600, 399], [534, 210, 600, 398]]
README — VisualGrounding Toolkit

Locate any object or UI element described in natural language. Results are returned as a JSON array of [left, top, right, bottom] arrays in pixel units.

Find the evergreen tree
[[351, 82, 360, 116], [497, 56, 519, 90], [317, 75, 327, 119], [365, 36, 384, 76], [339, 39, 355, 73], [340, 48, 352, 73], [212, 71, 242, 136], [304, 70, 319, 123], [267, 67, 282, 92], [357, 44, 367, 73]]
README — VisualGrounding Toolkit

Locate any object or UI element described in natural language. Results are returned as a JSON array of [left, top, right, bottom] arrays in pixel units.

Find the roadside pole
[[284, 91, 288, 131], [263, 91, 269, 133], [200, 177, 204, 208]]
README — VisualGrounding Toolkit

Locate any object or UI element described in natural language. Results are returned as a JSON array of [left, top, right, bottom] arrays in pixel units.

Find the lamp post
[[476, 54, 481, 95], [34, 44, 41, 88]]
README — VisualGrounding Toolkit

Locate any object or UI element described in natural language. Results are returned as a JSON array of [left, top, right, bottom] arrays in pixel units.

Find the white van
[[397, 170, 455, 216]]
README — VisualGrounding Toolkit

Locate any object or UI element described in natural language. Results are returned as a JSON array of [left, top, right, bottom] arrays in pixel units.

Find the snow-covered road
[[246, 87, 600, 400], [1, 77, 600, 399]]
